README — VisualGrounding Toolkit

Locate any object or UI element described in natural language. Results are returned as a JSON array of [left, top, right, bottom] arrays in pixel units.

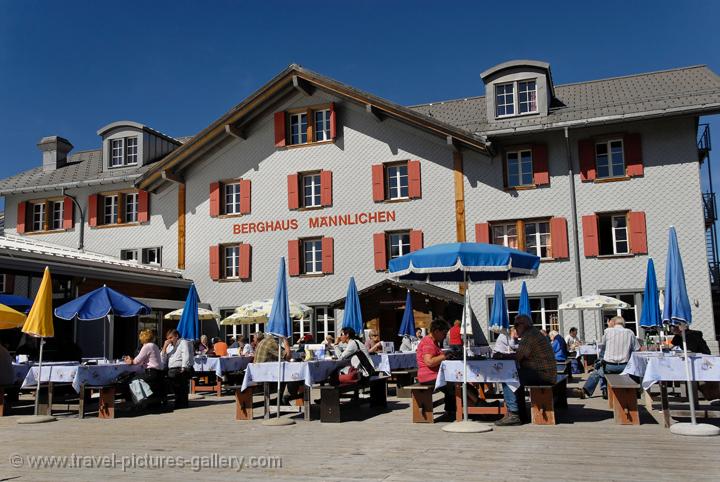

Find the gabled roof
[[411, 65, 720, 136], [138, 64, 490, 191]]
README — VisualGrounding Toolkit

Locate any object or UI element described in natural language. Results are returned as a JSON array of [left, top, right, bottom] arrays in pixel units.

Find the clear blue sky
[[1, 0, 719, 212]]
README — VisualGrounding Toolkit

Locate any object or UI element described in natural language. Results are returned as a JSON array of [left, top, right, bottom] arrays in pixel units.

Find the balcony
[[703, 193, 717, 228], [710, 261, 720, 289], [698, 123, 711, 163]]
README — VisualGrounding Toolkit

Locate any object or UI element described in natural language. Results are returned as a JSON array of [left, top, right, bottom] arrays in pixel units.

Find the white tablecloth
[[435, 360, 520, 392], [193, 356, 252, 378], [622, 354, 720, 390], [12, 363, 30, 385], [371, 352, 417, 374], [575, 345, 599, 358], [241, 360, 348, 391], [22, 363, 143, 393]]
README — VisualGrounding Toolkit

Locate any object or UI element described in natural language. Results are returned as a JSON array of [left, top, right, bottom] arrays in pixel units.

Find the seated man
[[549, 330, 568, 362], [254, 334, 302, 405], [493, 315, 556, 426], [565, 327, 581, 351], [416, 319, 456, 418], [583, 316, 639, 399]]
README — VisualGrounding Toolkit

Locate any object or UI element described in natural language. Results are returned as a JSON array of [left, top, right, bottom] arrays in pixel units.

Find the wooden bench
[[0, 384, 17, 416], [454, 383, 506, 421], [230, 383, 308, 421], [319, 375, 388, 423], [391, 369, 417, 398], [556, 361, 572, 382], [527, 375, 568, 425], [191, 373, 222, 397], [79, 383, 118, 419], [606, 374, 640, 425], [408, 384, 434, 423]]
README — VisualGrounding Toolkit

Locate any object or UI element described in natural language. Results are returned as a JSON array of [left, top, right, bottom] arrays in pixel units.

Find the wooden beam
[[161, 170, 184, 184], [178, 183, 186, 270], [292, 75, 314, 96], [453, 150, 467, 296], [225, 124, 246, 140], [366, 104, 383, 122], [447, 136, 459, 152]]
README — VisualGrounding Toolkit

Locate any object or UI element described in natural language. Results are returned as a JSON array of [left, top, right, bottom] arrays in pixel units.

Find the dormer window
[[109, 137, 139, 167], [495, 80, 537, 118]]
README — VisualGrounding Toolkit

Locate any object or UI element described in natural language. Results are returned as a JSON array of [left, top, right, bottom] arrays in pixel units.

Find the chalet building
[[1, 60, 719, 351]]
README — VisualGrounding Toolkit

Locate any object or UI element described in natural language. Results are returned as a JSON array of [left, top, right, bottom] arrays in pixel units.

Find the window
[[0, 274, 5, 293], [492, 223, 518, 250], [386, 163, 408, 200], [301, 173, 322, 208], [290, 113, 308, 145], [601, 292, 641, 335], [495, 79, 538, 118], [49, 200, 63, 230], [315, 306, 336, 341], [302, 238, 323, 274], [31, 202, 45, 231], [388, 232, 411, 260], [224, 245, 240, 279], [507, 150, 533, 187], [142, 247, 162, 266], [103, 195, 119, 225], [495, 82, 515, 117], [109, 136, 139, 167], [598, 213, 629, 256], [489, 296, 559, 336], [293, 317, 312, 344], [125, 193, 138, 223], [525, 221, 550, 258], [121, 249, 139, 262], [518, 80, 538, 114], [314, 109, 331, 142], [224, 182, 241, 215], [596, 139, 625, 179]]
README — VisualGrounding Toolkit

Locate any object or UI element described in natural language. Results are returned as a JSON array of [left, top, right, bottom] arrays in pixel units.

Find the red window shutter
[[274, 111, 286, 147], [581, 215, 599, 257], [579, 139, 596, 181], [137, 190, 149, 222], [287, 174, 299, 210], [88, 194, 98, 227], [3, 274, 14, 294], [209, 182, 220, 217], [408, 160, 422, 199], [239, 243, 251, 279], [628, 211, 648, 254], [240, 179, 252, 214], [549, 217, 569, 259], [16, 201, 27, 234], [62, 197, 74, 230], [475, 223, 490, 243], [322, 237, 334, 274], [373, 233, 387, 271], [372, 164, 385, 202], [532, 144, 550, 186], [209, 245, 220, 281], [329, 102, 337, 140], [409, 230, 424, 252], [288, 240, 300, 276], [320, 170, 333, 206], [624, 133, 643, 177]]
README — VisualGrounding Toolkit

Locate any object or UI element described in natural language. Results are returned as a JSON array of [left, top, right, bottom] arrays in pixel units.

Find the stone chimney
[[37, 136, 73, 171]]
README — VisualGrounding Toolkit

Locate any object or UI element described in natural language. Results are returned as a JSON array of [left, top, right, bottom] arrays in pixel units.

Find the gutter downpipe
[[61, 188, 84, 252], [564, 127, 585, 340]]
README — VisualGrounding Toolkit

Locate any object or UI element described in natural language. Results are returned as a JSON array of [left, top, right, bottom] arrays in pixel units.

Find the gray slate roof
[[410, 65, 720, 135]]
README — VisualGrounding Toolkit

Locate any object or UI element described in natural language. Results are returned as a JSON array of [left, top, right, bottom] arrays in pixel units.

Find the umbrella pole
[[462, 293, 469, 423], [34, 337, 45, 416], [277, 337, 282, 418], [680, 326, 698, 425]]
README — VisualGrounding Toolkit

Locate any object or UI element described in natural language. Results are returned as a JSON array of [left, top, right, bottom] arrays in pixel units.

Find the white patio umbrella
[[559, 295, 630, 342], [164, 307, 221, 321], [234, 299, 312, 321]]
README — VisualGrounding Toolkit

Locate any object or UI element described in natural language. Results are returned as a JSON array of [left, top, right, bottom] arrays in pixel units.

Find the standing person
[[416, 319, 456, 418], [493, 315, 556, 426], [161, 329, 194, 409], [583, 316, 639, 399], [448, 320, 462, 352]]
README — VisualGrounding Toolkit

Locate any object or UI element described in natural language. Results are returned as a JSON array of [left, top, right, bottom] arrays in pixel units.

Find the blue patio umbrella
[[389, 242, 540, 432], [662, 228, 692, 325], [398, 290, 416, 337], [177, 283, 201, 341], [54, 285, 150, 359], [489, 281, 509, 331], [0, 294, 33, 313], [518, 281, 531, 318], [639, 258, 662, 331], [341, 277, 364, 336]]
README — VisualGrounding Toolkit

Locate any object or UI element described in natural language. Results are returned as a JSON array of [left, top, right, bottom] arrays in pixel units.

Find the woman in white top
[[493, 327, 519, 354]]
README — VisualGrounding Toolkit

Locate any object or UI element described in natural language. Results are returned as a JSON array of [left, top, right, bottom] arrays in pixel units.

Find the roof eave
[[0, 173, 141, 197]]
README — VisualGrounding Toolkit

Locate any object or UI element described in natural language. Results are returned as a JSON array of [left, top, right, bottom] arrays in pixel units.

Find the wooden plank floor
[[1, 382, 719, 481]]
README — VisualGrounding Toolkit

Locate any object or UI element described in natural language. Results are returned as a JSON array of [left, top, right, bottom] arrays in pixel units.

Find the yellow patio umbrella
[[18, 267, 56, 424], [0, 303, 26, 330]]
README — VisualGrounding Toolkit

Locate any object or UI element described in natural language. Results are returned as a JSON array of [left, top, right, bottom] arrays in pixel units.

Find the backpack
[[350, 340, 377, 379]]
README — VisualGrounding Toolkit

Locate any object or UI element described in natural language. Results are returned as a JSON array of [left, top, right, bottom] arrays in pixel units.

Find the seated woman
[[335, 328, 375, 383], [197, 335, 209, 355], [365, 331, 383, 354], [416, 319, 456, 418], [123, 329, 165, 408]]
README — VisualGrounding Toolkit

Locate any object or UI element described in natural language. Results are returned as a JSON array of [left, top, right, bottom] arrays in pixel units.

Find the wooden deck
[[1, 379, 720, 481]]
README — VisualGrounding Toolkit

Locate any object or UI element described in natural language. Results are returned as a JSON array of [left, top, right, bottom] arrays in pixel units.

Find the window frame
[[223, 181, 242, 215], [25, 198, 67, 234], [120, 249, 139, 262], [600, 291, 642, 335], [314, 109, 331, 142], [488, 294, 560, 339], [517, 80, 538, 115], [492, 222, 519, 250], [301, 172, 322, 208], [595, 138, 625, 179], [31, 201, 46, 232], [108, 136, 139, 168], [96, 190, 143, 227], [491, 218, 553, 260], [285, 104, 334, 147], [385, 162, 409, 201], [495, 79, 538, 119], [315, 306, 336, 341], [301, 238, 323, 275], [506, 148, 534, 188], [597, 212, 630, 256], [103, 194, 119, 225], [49, 200, 64, 230], [524, 220, 551, 259], [223, 244, 241, 279], [387, 231, 411, 260], [142, 247, 162, 266]]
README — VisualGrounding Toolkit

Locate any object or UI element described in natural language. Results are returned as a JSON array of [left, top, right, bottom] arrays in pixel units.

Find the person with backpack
[[335, 327, 376, 383]]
